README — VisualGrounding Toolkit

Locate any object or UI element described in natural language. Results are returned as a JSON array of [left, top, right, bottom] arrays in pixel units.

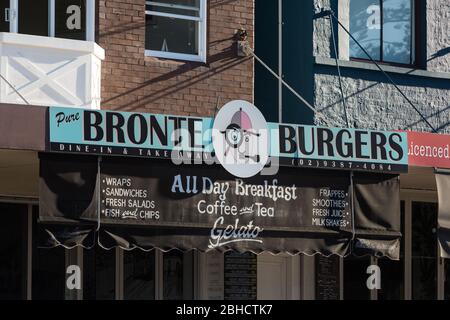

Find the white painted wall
[[0, 32, 104, 109]]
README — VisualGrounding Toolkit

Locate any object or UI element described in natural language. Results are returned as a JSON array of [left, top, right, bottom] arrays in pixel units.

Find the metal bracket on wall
[[236, 28, 250, 57], [237, 41, 250, 57]]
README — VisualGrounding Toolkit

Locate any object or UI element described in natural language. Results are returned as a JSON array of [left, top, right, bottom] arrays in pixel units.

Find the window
[[1, 0, 94, 41], [145, 0, 207, 62], [32, 247, 65, 300], [163, 251, 194, 300], [18, 0, 48, 36], [349, 0, 414, 65], [0, 203, 27, 300], [83, 246, 116, 300], [378, 201, 405, 300], [411, 202, 438, 300], [124, 250, 155, 300], [54, 0, 88, 40], [81, 249, 195, 300], [343, 256, 371, 300], [32, 206, 66, 300], [0, 0, 8, 32]]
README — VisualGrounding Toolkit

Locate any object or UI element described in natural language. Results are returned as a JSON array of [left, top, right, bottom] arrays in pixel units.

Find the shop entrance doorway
[[257, 253, 300, 300], [257, 254, 287, 299]]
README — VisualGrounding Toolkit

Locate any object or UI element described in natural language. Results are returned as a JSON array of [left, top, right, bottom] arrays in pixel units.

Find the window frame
[[144, 0, 207, 63], [349, 0, 418, 68], [7, 0, 95, 41]]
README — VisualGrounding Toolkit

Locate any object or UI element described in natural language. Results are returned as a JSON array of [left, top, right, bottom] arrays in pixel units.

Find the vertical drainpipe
[[26, 204, 33, 300], [278, 0, 283, 123]]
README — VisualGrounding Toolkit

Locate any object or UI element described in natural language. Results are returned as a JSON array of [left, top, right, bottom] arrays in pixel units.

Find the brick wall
[[98, 0, 254, 117]]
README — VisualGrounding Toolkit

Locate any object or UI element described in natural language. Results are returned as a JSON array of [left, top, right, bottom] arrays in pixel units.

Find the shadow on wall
[[428, 47, 450, 62], [98, 0, 244, 38], [98, 1, 252, 114], [102, 47, 251, 113], [209, 0, 238, 8], [314, 64, 450, 131], [98, 20, 143, 39], [405, 104, 450, 132], [317, 64, 450, 91]]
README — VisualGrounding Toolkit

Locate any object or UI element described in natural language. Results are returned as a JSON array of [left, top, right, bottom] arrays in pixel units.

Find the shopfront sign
[[48, 104, 408, 173], [212, 100, 270, 178], [276, 125, 407, 172], [99, 158, 352, 252], [407, 131, 450, 168]]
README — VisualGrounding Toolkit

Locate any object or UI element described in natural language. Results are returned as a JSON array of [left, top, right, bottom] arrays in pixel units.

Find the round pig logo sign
[[212, 100, 270, 178]]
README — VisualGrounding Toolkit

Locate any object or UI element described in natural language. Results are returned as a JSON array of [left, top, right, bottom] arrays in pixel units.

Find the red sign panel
[[407, 131, 450, 168]]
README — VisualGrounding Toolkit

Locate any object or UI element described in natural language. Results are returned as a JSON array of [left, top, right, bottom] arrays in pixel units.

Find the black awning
[[352, 172, 402, 260], [98, 226, 351, 256], [39, 153, 99, 224], [97, 158, 354, 256], [436, 171, 450, 259], [38, 155, 402, 258], [38, 153, 98, 247], [37, 224, 96, 249]]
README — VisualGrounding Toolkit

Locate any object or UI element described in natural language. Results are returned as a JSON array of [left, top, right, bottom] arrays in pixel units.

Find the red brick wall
[[98, 0, 254, 117]]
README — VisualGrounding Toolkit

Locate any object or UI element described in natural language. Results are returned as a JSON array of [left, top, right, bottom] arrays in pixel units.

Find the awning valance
[[352, 173, 401, 259], [38, 224, 96, 249], [39, 153, 99, 224], [39, 154, 401, 259], [98, 226, 350, 256], [38, 153, 98, 248]]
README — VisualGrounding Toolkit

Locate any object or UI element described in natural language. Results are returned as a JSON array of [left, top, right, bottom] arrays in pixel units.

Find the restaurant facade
[[0, 0, 450, 301]]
